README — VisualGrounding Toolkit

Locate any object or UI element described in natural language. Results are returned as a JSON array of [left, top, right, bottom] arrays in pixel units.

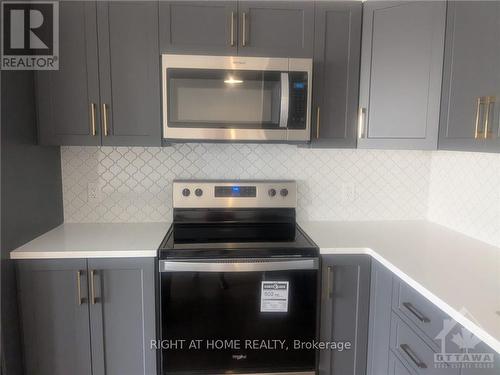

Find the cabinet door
[[367, 261, 394, 375], [17, 259, 92, 375], [159, 1, 238, 55], [319, 255, 371, 375], [439, 1, 500, 153], [88, 258, 156, 375], [389, 351, 414, 375], [237, 1, 314, 57], [36, 1, 100, 146], [311, 2, 362, 148], [358, 1, 446, 150], [97, 1, 161, 146]]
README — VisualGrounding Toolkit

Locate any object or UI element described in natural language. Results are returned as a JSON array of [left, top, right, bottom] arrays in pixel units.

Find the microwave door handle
[[159, 258, 318, 273], [279, 72, 289, 128]]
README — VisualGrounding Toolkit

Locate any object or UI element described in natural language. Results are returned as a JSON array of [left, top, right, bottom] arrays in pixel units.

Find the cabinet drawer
[[393, 280, 450, 347], [389, 350, 414, 375], [390, 314, 459, 375]]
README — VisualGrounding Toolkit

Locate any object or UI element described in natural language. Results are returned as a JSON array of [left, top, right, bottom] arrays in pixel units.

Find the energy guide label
[[260, 281, 289, 312]]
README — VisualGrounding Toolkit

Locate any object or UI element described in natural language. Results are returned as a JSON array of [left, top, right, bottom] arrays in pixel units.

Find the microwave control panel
[[288, 72, 308, 129]]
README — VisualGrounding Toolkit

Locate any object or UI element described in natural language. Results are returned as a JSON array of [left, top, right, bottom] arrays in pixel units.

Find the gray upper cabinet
[[311, 1, 362, 148], [36, 1, 100, 146], [358, 1, 446, 150], [159, 1, 238, 55], [88, 258, 156, 375], [17, 259, 92, 375], [237, 1, 314, 57], [17, 258, 156, 375], [438, 1, 500, 153], [37, 1, 161, 147], [97, 1, 161, 146], [319, 255, 371, 375]]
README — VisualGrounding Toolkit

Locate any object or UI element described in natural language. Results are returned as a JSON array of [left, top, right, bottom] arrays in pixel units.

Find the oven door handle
[[159, 258, 318, 272], [279, 72, 289, 128]]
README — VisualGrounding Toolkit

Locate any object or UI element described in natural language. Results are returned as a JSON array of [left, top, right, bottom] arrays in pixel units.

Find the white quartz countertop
[[10, 222, 170, 259], [10, 220, 500, 353], [299, 220, 500, 354]]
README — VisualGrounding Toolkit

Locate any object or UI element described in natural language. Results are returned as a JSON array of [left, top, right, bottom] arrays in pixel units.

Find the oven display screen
[[215, 186, 256, 197]]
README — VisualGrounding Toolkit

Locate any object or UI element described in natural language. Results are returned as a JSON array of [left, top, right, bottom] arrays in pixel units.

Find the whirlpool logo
[[1, 1, 59, 70]]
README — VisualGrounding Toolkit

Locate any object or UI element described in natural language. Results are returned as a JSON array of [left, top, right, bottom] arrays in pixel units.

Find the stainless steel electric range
[[158, 180, 319, 375]]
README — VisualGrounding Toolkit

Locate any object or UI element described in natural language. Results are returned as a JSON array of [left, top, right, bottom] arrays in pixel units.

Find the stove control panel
[[173, 180, 297, 208]]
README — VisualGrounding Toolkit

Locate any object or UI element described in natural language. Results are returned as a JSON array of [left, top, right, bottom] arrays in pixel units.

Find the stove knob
[[182, 188, 190, 197], [195, 188, 203, 197], [280, 188, 289, 197], [268, 188, 277, 197]]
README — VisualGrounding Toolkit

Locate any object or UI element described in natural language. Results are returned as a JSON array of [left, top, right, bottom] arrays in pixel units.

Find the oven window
[[167, 69, 282, 128], [160, 268, 317, 374]]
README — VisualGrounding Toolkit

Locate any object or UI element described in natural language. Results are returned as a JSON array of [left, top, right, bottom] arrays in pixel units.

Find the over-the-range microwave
[[161, 54, 312, 142]]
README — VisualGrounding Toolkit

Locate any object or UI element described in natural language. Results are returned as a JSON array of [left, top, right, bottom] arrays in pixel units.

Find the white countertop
[[10, 220, 500, 353], [299, 220, 500, 354], [10, 222, 170, 259]]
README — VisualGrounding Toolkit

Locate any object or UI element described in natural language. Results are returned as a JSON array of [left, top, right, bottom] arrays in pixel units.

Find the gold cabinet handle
[[230, 11, 235, 46], [474, 97, 482, 139], [358, 107, 367, 138], [327, 266, 333, 299], [242, 12, 247, 47], [483, 96, 496, 139], [77, 270, 85, 305], [90, 103, 96, 136], [90, 269, 97, 304], [316, 107, 321, 139], [102, 103, 109, 136]]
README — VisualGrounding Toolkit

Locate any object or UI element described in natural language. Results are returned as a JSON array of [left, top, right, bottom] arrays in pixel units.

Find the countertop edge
[[321, 246, 500, 355], [10, 250, 158, 259]]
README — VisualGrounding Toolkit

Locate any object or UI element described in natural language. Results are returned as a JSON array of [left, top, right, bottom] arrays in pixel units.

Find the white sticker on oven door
[[260, 281, 289, 312]]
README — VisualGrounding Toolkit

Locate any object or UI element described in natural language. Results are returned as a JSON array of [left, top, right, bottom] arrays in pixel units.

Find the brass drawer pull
[[474, 97, 483, 139], [90, 103, 96, 136], [358, 107, 367, 138], [230, 12, 235, 46], [242, 12, 247, 46], [90, 269, 99, 304], [102, 103, 109, 136], [400, 344, 427, 369], [76, 270, 87, 305], [402, 302, 430, 323]]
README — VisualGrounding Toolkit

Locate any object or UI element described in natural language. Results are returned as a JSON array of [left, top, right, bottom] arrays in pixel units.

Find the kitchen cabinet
[[319, 255, 371, 375], [311, 1, 362, 148], [17, 258, 156, 375], [358, 1, 446, 150], [159, 1, 238, 55], [159, 1, 313, 57], [37, 1, 161, 147], [438, 1, 500, 153]]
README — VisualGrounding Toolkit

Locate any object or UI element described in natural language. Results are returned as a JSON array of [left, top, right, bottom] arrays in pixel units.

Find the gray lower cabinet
[[438, 1, 500, 153], [159, 1, 238, 55], [358, 1, 446, 150], [319, 255, 371, 375], [36, 1, 100, 146], [311, 1, 362, 148], [160, 1, 313, 57], [17, 258, 156, 375], [37, 1, 161, 147], [17, 259, 92, 375]]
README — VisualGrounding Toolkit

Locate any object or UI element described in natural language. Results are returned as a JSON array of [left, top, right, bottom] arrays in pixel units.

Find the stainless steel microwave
[[161, 54, 312, 142]]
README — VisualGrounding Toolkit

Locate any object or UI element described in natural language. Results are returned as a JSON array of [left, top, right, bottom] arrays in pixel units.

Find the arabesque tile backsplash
[[61, 145, 500, 247]]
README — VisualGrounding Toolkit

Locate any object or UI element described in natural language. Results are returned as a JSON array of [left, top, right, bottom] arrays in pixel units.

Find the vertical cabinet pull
[[90, 269, 98, 304], [76, 270, 86, 305], [102, 104, 109, 136], [400, 344, 427, 369], [327, 266, 333, 299], [483, 96, 496, 139], [474, 97, 483, 139], [316, 107, 321, 139], [358, 107, 367, 138], [230, 12, 235, 46], [90, 103, 96, 136], [242, 12, 247, 47]]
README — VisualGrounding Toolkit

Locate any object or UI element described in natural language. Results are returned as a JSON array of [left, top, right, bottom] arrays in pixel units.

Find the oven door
[[159, 257, 319, 375]]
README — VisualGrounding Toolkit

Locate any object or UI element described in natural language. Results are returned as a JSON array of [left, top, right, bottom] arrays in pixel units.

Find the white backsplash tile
[[61, 145, 431, 223], [427, 151, 500, 247]]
